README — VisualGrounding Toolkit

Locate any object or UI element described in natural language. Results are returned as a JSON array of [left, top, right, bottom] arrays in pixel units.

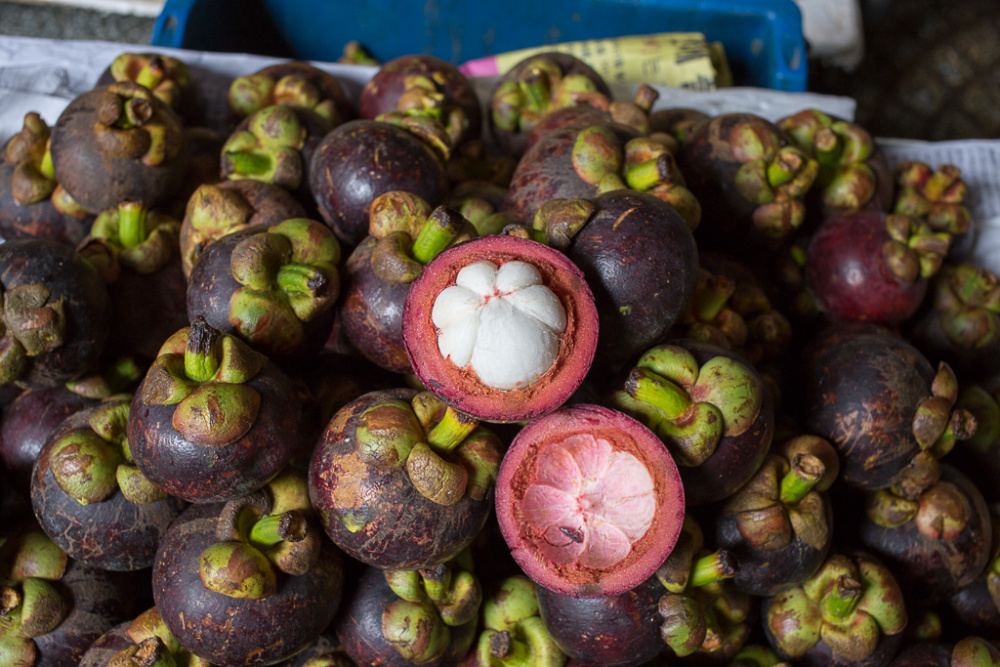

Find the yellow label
[[491, 32, 722, 90]]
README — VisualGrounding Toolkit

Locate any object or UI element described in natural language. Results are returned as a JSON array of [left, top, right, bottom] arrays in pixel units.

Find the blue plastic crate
[[151, 0, 806, 91]]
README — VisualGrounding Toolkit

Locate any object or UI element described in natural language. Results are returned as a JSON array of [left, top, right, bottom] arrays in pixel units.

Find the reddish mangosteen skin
[[676, 113, 795, 254], [495, 404, 685, 599], [127, 358, 301, 503], [359, 55, 482, 145], [0, 385, 93, 497], [180, 179, 307, 278], [335, 565, 471, 667], [309, 388, 494, 570], [152, 502, 344, 666], [403, 235, 599, 423], [338, 236, 414, 374], [109, 255, 189, 362], [801, 327, 935, 490], [31, 406, 187, 571], [568, 190, 700, 372], [668, 339, 775, 506], [0, 164, 93, 246], [858, 465, 992, 601], [714, 487, 834, 596], [186, 224, 337, 364], [806, 210, 928, 326], [488, 52, 612, 157], [309, 119, 449, 247], [0, 239, 111, 388], [49, 85, 187, 215], [504, 121, 642, 226], [32, 560, 147, 667], [536, 576, 666, 667]]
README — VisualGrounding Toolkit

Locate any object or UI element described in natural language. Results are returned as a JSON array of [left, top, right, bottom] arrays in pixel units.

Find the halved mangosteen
[[495, 404, 685, 598], [402, 235, 598, 423]]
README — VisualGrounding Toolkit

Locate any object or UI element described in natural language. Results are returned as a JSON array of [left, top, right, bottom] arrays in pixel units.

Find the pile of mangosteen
[[0, 45, 998, 667]]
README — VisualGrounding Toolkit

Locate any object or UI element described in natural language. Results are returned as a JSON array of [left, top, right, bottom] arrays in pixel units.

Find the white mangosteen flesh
[[520, 433, 656, 569], [431, 260, 567, 391]]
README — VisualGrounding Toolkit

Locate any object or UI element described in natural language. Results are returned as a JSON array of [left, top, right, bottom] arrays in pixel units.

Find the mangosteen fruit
[[95, 52, 198, 125], [179, 179, 307, 278], [309, 388, 503, 570], [309, 118, 450, 247], [762, 551, 908, 667], [0, 112, 93, 246], [888, 637, 1000, 667], [228, 60, 355, 127], [609, 340, 775, 505], [403, 234, 599, 423], [151, 475, 343, 666], [339, 191, 476, 374], [805, 210, 951, 326], [0, 238, 111, 389], [495, 403, 685, 598], [474, 575, 567, 667], [128, 316, 301, 503], [676, 112, 819, 254], [894, 161, 972, 240], [335, 555, 480, 666], [78, 607, 207, 667], [49, 81, 187, 215]]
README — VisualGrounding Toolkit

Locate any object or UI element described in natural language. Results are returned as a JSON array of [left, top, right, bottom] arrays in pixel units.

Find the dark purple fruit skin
[[806, 210, 928, 326], [568, 190, 700, 372], [338, 236, 413, 374], [887, 644, 952, 667], [152, 502, 344, 666], [0, 386, 93, 497], [359, 55, 482, 146], [49, 85, 187, 215], [671, 339, 775, 506], [802, 327, 935, 490], [309, 389, 493, 570], [504, 122, 641, 227], [522, 105, 614, 156], [310, 119, 449, 247], [488, 52, 612, 157], [907, 306, 1000, 384], [537, 575, 666, 667], [335, 565, 471, 667], [0, 164, 93, 246], [31, 406, 186, 571], [676, 113, 795, 254], [948, 576, 1000, 636], [0, 239, 111, 388], [859, 465, 992, 601], [715, 485, 833, 596], [33, 560, 147, 667], [128, 359, 301, 503], [109, 255, 189, 362], [186, 225, 336, 364], [77, 619, 133, 667]]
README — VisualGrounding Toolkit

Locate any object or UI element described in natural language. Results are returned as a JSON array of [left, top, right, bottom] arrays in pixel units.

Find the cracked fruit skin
[[495, 403, 685, 598], [309, 388, 497, 570], [403, 234, 599, 423], [151, 502, 344, 666], [31, 404, 186, 571]]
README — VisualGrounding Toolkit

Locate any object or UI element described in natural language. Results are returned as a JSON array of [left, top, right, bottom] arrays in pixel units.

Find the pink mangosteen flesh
[[496, 404, 686, 598]]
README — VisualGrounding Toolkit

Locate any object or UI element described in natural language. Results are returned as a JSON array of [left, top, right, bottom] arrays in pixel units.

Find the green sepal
[[198, 541, 276, 600], [48, 429, 122, 505], [171, 381, 261, 447], [356, 400, 424, 469]]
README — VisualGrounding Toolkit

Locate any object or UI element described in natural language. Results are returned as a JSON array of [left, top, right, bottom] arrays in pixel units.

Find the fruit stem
[[813, 127, 843, 168], [518, 68, 551, 112], [135, 56, 165, 90], [426, 407, 478, 454], [779, 453, 825, 504], [412, 208, 463, 265], [689, 550, 738, 588], [625, 367, 693, 420], [693, 274, 735, 322], [489, 630, 530, 665], [249, 511, 306, 548], [38, 145, 55, 180], [184, 316, 221, 383], [277, 263, 329, 298], [131, 636, 175, 667], [117, 200, 149, 249], [822, 575, 863, 619], [224, 150, 273, 177], [624, 157, 664, 191]]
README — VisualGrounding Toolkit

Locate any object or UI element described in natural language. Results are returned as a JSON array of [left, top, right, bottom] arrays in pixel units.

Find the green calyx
[[221, 105, 306, 188], [198, 541, 276, 600], [0, 577, 68, 639], [6, 114, 56, 205], [658, 592, 707, 657], [911, 362, 977, 456], [884, 214, 952, 282], [47, 429, 122, 506], [914, 481, 970, 541], [141, 319, 266, 448], [368, 190, 435, 240], [952, 636, 1000, 667], [228, 74, 277, 119], [109, 53, 190, 110], [229, 218, 341, 339], [531, 198, 595, 251], [377, 111, 454, 162], [571, 126, 623, 185], [355, 399, 425, 469], [66, 356, 142, 400], [895, 161, 971, 235], [478, 576, 564, 667], [89, 201, 180, 274], [370, 205, 473, 284], [381, 599, 452, 664], [384, 556, 482, 631], [107, 637, 179, 667], [0, 282, 67, 373], [95, 83, 182, 167], [956, 385, 1000, 453], [938, 263, 1000, 350], [0, 530, 68, 582], [86, 397, 167, 504]]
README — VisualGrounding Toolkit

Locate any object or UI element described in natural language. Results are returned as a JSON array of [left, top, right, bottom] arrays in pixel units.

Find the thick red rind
[[495, 404, 686, 598], [403, 235, 599, 423]]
